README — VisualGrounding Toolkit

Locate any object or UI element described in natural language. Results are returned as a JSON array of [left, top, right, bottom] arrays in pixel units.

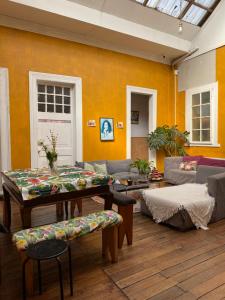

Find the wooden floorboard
[[1, 198, 225, 300]]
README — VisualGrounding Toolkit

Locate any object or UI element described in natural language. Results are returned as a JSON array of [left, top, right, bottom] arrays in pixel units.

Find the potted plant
[[148, 125, 190, 157], [38, 130, 58, 174], [131, 159, 154, 180]]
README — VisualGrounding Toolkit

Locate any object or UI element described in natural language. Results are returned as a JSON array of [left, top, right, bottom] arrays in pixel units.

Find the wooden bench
[[13, 210, 123, 295]]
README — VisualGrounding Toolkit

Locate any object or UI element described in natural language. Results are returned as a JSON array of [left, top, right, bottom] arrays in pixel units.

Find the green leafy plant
[[38, 130, 58, 170], [147, 125, 190, 157], [131, 159, 154, 175]]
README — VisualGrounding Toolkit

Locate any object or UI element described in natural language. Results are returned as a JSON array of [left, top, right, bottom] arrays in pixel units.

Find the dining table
[[1, 166, 114, 231]]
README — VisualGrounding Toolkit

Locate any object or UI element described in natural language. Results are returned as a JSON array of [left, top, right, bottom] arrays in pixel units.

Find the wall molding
[[29, 71, 83, 168], [126, 85, 157, 165], [0, 68, 11, 172]]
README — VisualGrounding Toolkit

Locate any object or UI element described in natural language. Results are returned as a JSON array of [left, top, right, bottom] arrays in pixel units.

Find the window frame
[[185, 82, 219, 147]]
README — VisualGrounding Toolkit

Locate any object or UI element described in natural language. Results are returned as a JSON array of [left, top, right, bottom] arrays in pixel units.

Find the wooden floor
[[2, 199, 225, 300]]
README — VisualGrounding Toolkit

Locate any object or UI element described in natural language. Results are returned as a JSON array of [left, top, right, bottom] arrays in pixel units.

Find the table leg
[[20, 252, 35, 296], [118, 204, 133, 249], [2, 185, 11, 231], [71, 199, 82, 217], [20, 207, 32, 229], [102, 192, 113, 210], [56, 202, 64, 218]]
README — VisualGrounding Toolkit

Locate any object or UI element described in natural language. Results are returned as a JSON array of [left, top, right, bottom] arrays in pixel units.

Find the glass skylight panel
[[146, 0, 159, 8], [156, 0, 189, 17], [182, 5, 207, 25], [195, 0, 216, 8]]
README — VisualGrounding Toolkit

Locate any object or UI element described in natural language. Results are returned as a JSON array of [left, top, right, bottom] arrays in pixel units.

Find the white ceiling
[[67, 0, 200, 41]]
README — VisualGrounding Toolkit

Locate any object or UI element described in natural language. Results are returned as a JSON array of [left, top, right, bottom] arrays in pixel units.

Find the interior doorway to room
[[131, 93, 150, 160], [29, 72, 83, 168], [126, 86, 157, 164]]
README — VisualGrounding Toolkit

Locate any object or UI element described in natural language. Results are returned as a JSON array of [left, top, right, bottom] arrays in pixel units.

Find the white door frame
[[126, 85, 157, 165], [29, 71, 83, 168], [0, 68, 11, 171]]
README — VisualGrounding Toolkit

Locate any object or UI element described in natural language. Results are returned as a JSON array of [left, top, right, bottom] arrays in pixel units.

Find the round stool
[[22, 239, 73, 300]]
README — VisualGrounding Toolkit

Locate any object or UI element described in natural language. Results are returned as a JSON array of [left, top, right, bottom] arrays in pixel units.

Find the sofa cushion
[[169, 169, 196, 185], [196, 165, 225, 184], [76, 160, 107, 170], [94, 163, 108, 175], [198, 157, 225, 168], [183, 156, 203, 163], [107, 159, 132, 175], [13, 210, 123, 251], [84, 162, 95, 172]]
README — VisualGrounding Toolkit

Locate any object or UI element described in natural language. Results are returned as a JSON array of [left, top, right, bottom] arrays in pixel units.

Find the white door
[[36, 82, 75, 168]]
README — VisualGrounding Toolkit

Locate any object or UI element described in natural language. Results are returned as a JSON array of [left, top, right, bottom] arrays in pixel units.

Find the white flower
[[37, 139, 44, 146]]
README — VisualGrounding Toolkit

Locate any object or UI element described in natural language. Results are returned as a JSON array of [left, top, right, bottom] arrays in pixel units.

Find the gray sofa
[[76, 159, 139, 180], [164, 156, 225, 185], [141, 159, 225, 230]]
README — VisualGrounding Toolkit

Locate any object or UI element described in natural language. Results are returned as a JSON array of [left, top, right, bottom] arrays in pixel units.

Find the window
[[186, 82, 218, 146], [37, 83, 71, 114]]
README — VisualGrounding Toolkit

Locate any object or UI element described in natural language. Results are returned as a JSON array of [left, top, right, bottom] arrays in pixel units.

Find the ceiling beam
[[178, 0, 194, 19], [143, 0, 149, 6]]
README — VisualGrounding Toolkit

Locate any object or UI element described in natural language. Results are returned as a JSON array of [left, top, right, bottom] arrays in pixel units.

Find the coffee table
[[112, 179, 168, 213]]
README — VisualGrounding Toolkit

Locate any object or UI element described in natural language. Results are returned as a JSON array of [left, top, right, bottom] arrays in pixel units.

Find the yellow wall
[[176, 46, 225, 158], [0, 26, 175, 170]]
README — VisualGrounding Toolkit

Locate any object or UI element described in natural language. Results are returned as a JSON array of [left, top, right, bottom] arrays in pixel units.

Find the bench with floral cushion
[[13, 210, 123, 262]]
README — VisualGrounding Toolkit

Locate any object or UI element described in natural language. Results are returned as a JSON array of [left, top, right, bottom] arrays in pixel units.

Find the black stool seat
[[27, 239, 68, 260], [22, 239, 73, 300]]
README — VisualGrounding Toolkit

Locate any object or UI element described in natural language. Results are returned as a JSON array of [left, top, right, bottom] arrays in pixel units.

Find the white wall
[[178, 50, 216, 92], [190, 1, 225, 58], [131, 93, 149, 137]]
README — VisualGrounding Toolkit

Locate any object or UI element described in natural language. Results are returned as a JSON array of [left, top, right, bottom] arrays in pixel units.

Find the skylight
[[132, 0, 221, 26]]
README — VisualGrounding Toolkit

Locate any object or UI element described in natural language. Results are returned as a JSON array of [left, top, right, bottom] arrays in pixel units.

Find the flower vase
[[49, 160, 58, 175]]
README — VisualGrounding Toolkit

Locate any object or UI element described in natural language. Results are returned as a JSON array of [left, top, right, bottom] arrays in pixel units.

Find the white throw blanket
[[142, 183, 215, 230]]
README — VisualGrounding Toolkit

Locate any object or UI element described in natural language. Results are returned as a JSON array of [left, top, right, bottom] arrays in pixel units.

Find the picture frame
[[100, 118, 114, 141], [87, 120, 96, 127], [131, 111, 139, 124], [117, 121, 124, 129]]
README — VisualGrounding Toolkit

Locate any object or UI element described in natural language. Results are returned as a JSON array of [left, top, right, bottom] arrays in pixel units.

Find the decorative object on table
[[148, 125, 190, 156], [127, 179, 133, 186], [38, 130, 58, 174], [116, 121, 124, 129], [77, 178, 87, 189], [150, 168, 162, 181], [87, 120, 96, 127], [130, 159, 154, 181], [131, 111, 139, 124], [100, 118, 114, 141]]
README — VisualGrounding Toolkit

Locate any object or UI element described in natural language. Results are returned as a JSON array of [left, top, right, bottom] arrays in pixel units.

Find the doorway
[[29, 72, 83, 168], [126, 86, 157, 164]]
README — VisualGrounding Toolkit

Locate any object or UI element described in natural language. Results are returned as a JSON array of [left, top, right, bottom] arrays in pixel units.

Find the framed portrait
[[131, 111, 139, 124], [100, 118, 114, 141]]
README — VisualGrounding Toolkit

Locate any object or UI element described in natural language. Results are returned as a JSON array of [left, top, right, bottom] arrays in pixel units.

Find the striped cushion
[[13, 210, 122, 251]]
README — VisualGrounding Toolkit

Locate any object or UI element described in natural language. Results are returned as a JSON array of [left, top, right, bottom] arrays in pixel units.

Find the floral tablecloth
[[3, 166, 112, 200]]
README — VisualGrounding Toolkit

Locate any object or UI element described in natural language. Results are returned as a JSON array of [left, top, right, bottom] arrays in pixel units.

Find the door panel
[[36, 83, 75, 168]]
